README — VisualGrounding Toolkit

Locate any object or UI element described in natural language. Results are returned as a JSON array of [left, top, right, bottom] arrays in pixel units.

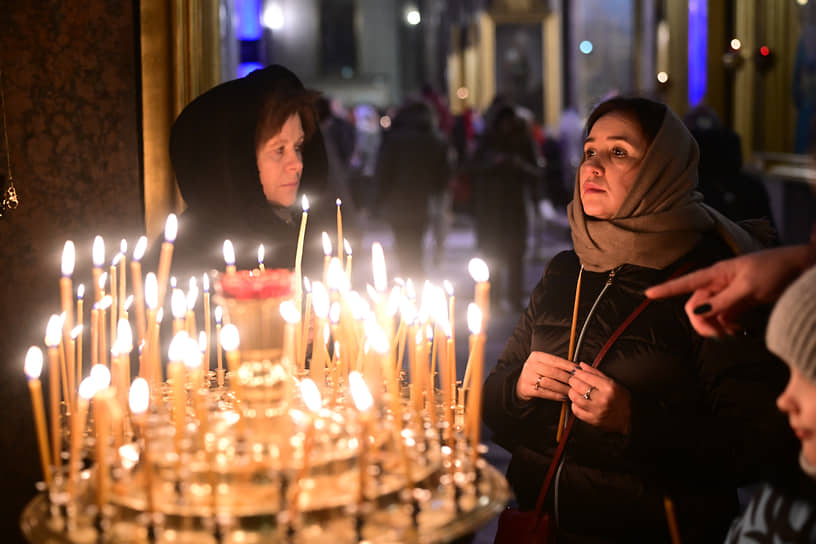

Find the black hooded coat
[[164, 64, 329, 280]]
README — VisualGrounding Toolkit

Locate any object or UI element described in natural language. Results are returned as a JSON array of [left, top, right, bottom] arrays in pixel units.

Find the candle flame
[[365, 284, 379, 303], [349, 371, 373, 412], [415, 329, 424, 345], [467, 303, 483, 335], [327, 258, 349, 292], [71, 325, 83, 339], [77, 283, 85, 300], [400, 299, 417, 324], [303, 276, 311, 293], [220, 324, 240, 352], [336, 198, 342, 206], [329, 301, 341, 324], [171, 289, 187, 319], [323, 323, 330, 345], [371, 242, 387, 292], [117, 319, 133, 351], [387, 286, 402, 316], [425, 324, 433, 341], [223, 240, 235, 266], [301, 194, 309, 212], [187, 283, 198, 310], [156, 308, 164, 323], [90, 364, 111, 389], [183, 338, 203, 369], [214, 305, 223, 325], [97, 295, 113, 310], [364, 321, 389, 354], [111, 253, 121, 267], [124, 295, 133, 311], [202, 273, 209, 293], [144, 273, 158, 310], [468, 258, 490, 283], [79, 377, 97, 401], [443, 280, 453, 296], [168, 331, 190, 362], [300, 379, 322, 412], [93, 236, 105, 267], [280, 300, 301, 324], [128, 377, 150, 414], [120, 238, 127, 255], [133, 236, 147, 261], [311, 282, 329, 318], [198, 331, 207, 352], [441, 320, 452, 338], [347, 291, 369, 320], [44, 314, 63, 347], [405, 279, 416, 300], [344, 238, 352, 255], [164, 214, 178, 242], [321, 232, 332, 256], [61, 240, 75, 276], [257, 244, 265, 266], [170, 276, 177, 288], [99, 272, 108, 290], [24, 346, 44, 379]]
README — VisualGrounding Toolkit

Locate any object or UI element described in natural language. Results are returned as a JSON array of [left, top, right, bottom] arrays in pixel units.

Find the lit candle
[[220, 324, 241, 386], [119, 238, 127, 320], [443, 280, 456, 384], [344, 239, 353, 281], [257, 244, 265, 272], [128, 378, 155, 515], [215, 306, 224, 387], [110, 253, 120, 345], [116, 319, 134, 416], [465, 303, 485, 463], [186, 277, 198, 337], [280, 300, 300, 373], [371, 242, 387, 294], [184, 338, 207, 446], [202, 274, 211, 374], [468, 258, 490, 328], [294, 195, 309, 301], [171, 287, 187, 335], [298, 277, 312, 372], [24, 347, 52, 488], [68, 377, 96, 498], [45, 314, 63, 469], [76, 284, 85, 383], [92, 235, 105, 303], [223, 239, 236, 275], [311, 282, 329, 386], [70, 325, 82, 408], [90, 364, 113, 511], [143, 273, 158, 384], [336, 198, 344, 266], [363, 320, 386, 404], [131, 235, 148, 344], [91, 303, 100, 370], [60, 241, 77, 408], [349, 371, 373, 506], [167, 332, 189, 453], [156, 214, 178, 311], [98, 296, 112, 368], [321, 232, 332, 285]]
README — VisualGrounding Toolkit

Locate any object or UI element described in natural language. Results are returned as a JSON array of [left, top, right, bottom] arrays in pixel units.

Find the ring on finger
[[583, 386, 595, 400], [534, 375, 543, 391]]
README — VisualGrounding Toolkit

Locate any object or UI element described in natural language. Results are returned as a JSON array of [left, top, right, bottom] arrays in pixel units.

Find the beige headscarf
[[567, 105, 762, 272]]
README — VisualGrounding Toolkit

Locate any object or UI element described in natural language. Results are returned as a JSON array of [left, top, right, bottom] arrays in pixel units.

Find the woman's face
[[256, 113, 304, 207], [777, 365, 816, 465], [579, 111, 648, 219]]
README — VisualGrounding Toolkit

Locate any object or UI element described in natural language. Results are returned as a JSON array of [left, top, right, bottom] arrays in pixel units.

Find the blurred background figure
[[349, 103, 382, 217], [375, 100, 451, 280], [794, 18, 816, 154], [465, 102, 540, 312]]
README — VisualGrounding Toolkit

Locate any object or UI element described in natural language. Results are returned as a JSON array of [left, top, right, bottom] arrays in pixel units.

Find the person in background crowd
[[349, 103, 381, 216], [374, 100, 450, 280], [724, 266, 816, 542], [482, 96, 796, 542]]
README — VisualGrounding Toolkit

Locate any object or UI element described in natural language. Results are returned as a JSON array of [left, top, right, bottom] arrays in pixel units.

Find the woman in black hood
[[167, 64, 329, 279]]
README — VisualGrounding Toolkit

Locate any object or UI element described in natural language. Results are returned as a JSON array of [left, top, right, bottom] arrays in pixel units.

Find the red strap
[[528, 263, 694, 527]]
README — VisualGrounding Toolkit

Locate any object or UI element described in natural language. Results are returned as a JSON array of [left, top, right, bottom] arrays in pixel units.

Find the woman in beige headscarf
[[483, 97, 797, 542]]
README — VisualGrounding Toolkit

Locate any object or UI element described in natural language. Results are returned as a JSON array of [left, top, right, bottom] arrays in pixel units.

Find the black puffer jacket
[[483, 231, 798, 543]]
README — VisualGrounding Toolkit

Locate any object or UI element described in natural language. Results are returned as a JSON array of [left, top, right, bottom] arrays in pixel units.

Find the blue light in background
[[688, 0, 707, 107], [579, 40, 593, 55], [238, 62, 264, 78], [235, 0, 262, 41]]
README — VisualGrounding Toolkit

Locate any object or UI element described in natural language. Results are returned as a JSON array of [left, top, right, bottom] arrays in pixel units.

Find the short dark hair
[[255, 87, 322, 149], [585, 96, 667, 146]]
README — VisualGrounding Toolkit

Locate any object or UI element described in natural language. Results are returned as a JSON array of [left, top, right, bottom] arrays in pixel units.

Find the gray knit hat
[[766, 266, 816, 380]]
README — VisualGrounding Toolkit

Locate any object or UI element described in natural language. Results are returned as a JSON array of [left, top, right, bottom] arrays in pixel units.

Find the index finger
[[644, 267, 716, 300], [528, 351, 579, 372]]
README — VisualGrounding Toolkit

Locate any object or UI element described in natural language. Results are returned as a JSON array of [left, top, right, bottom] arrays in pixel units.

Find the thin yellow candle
[[336, 198, 344, 266], [344, 239, 352, 281], [330, 340, 341, 407], [71, 325, 82, 407], [60, 242, 77, 408], [202, 274, 211, 374], [184, 340, 207, 446], [131, 236, 148, 344], [171, 288, 187, 336], [220, 324, 241, 384], [118, 239, 127, 320], [468, 258, 490, 327], [116, 319, 134, 413], [25, 347, 52, 488], [186, 278, 198, 337], [223, 239, 236, 275], [294, 195, 309, 301], [349, 371, 373, 506], [91, 305, 99, 369], [329, 301, 342, 377], [311, 282, 329, 386], [298, 277, 312, 372], [110, 253, 120, 345], [68, 377, 95, 498], [168, 332, 189, 453], [257, 244, 265, 272], [465, 303, 485, 463], [92, 236, 105, 303], [443, 280, 456, 379], [156, 214, 178, 311], [76, 284, 85, 383], [90, 364, 113, 511], [427, 324, 439, 430], [44, 315, 63, 469], [280, 300, 300, 372], [128, 378, 155, 515], [321, 232, 332, 285], [98, 296, 112, 368], [442, 323, 455, 436], [215, 306, 224, 387], [143, 273, 158, 383]]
